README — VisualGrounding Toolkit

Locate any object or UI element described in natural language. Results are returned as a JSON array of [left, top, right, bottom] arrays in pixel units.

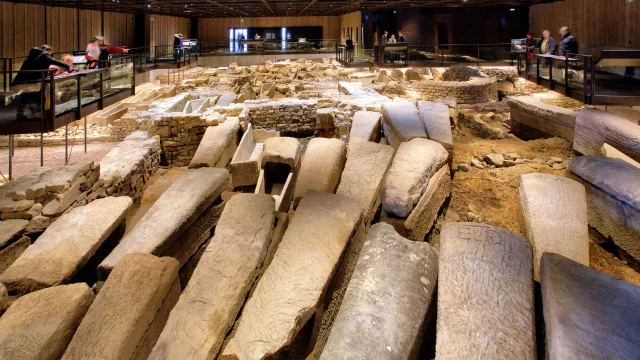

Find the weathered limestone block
[[507, 96, 577, 141], [230, 124, 265, 187], [316, 108, 336, 130], [0, 283, 93, 360], [183, 98, 210, 114], [189, 118, 240, 169], [0, 197, 133, 294], [404, 69, 423, 81], [382, 138, 448, 218], [293, 138, 347, 206], [601, 143, 640, 168], [568, 156, 640, 261], [221, 191, 364, 360], [541, 253, 640, 360], [519, 173, 589, 281], [381, 101, 427, 148], [161, 201, 226, 267], [320, 223, 438, 360], [0, 219, 28, 249], [404, 165, 451, 241], [261, 136, 302, 169], [256, 137, 302, 212], [216, 93, 237, 106], [349, 110, 381, 142], [62, 253, 180, 360], [149, 194, 275, 360], [437, 223, 535, 360], [574, 109, 640, 162], [337, 139, 395, 222], [418, 101, 453, 153], [99, 168, 230, 278], [0, 236, 31, 275]]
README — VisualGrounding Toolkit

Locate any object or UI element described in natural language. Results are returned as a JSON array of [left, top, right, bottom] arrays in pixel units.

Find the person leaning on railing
[[86, 35, 129, 69], [10, 45, 72, 119]]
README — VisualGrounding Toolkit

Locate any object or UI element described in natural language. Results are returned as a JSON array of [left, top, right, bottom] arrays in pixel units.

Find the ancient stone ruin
[[1, 59, 639, 360]]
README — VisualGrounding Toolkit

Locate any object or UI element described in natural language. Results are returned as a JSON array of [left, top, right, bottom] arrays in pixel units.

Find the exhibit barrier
[[516, 50, 640, 105], [0, 56, 136, 179]]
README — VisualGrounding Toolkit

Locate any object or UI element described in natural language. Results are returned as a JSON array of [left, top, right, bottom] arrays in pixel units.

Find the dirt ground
[[445, 124, 640, 286], [0, 141, 118, 184]]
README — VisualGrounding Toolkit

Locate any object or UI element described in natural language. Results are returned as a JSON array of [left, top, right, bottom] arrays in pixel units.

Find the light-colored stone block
[[437, 223, 535, 360], [1, 197, 132, 294], [507, 96, 577, 141], [62, 253, 180, 360], [320, 223, 438, 360], [574, 108, 640, 162], [99, 168, 230, 278], [0, 219, 28, 249], [221, 191, 364, 360], [0, 283, 94, 360], [382, 138, 448, 218], [189, 118, 240, 169], [601, 143, 640, 168], [349, 110, 381, 142], [519, 173, 589, 281], [149, 194, 275, 360], [381, 101, 427, 148], [418, 101, 453, 152], [230, 124, 263, 187], [541, 253, 640, 360], [568, 156, 640, 261], [293, 138, 346, 206], [404, 165, 451, 241], [337, 138, 395, 222]]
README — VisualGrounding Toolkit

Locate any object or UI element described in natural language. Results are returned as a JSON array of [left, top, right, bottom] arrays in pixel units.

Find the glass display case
[[53, 74, 80, 116], [511, 38, 527, 52], [104, 60, 133, 97]]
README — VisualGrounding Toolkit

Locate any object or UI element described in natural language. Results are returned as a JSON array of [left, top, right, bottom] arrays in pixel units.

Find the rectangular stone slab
[[98, 168, 230, 279], [293, 138, 347, 206], [0, 219, 28, 249], [574, 108, 640, 162], [230, 124, 263, 187], [418, 101, 453, 152], [437, 222, 535, 360], [337, 138, 395, 222], [0, 197, 133, 294], [541, 253, 640, 360], [601, 143, 640, 169], [381, 101, 428, 149], [320, 223, 438, 360], [149, 194, 275, 360], [349, 111, 381, 142], [568, 156, 640, 261], [0, 283, 94, 360], [404, 165, 451, 241], [507, 95, 577, 141], [261, 136, 302, 169], [189, 118, 240, 169], [220, 191, 364, 360], [381, 138, 448, 218], [519, 173, 589, 281], [62, 253, 179, 360]]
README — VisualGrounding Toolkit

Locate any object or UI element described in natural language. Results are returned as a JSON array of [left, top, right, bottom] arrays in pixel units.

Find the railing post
[[477, 44, 480, 67]]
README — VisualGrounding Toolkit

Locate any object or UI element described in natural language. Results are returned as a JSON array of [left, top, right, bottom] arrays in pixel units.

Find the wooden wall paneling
[[531, 0, 640, 49], [2, 2, 16, 58]]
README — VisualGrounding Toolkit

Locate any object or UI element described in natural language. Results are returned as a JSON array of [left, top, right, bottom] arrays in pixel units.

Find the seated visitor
[[388, 35, 397, 44]]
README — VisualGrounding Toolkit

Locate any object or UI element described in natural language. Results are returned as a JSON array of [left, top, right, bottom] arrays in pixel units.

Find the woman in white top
[[387, 35, 397, 43]]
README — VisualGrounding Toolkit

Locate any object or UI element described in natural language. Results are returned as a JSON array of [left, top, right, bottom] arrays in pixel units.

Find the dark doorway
[[437, 22, 449, 49]]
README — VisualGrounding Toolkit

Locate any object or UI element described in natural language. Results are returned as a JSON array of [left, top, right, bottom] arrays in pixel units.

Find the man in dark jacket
[[398, 31, 407, 43], [11, 45, 71, 85], [558, 26, 578, 56]]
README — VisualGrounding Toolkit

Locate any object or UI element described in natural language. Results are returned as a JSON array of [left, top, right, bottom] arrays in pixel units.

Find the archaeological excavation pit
[[1, 57, 640, 360]]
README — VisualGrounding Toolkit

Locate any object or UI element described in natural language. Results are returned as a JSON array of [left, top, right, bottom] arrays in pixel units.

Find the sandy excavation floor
[[440, 124, 640, 287], [0, 142, 118, 184]]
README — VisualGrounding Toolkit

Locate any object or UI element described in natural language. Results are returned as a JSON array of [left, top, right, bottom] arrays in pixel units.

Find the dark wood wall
[[0, 1, 191, 58], [530, 0, 639, 49], [364, 6, 529, 47]]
